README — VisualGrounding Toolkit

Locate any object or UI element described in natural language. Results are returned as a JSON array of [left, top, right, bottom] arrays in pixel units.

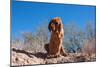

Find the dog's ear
[[48, 21, 52, 32], [58, 24, 63, 32]]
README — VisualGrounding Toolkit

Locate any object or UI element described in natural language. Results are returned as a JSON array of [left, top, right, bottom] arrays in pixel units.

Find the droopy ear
[[48, 21, 52, 32], [58, 24, 63, 32]]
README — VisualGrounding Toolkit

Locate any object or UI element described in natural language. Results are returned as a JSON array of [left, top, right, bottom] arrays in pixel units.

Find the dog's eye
[[54, 22, 58, 26]]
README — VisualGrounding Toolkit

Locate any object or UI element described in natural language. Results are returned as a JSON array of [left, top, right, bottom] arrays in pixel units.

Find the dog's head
[[48, 17, 63, 32]]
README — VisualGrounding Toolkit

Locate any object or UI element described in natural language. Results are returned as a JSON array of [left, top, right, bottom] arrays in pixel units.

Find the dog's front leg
[[60, 46, 67, 56]]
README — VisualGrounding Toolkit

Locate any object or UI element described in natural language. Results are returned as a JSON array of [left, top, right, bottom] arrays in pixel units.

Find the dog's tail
[[44, 43, 49, 53]]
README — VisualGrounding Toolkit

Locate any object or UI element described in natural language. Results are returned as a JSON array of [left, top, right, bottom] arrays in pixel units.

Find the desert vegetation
[[11, 22, 96, 66]]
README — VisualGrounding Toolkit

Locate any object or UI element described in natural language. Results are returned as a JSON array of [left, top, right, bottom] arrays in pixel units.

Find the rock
[[11, 48, 96, 66]]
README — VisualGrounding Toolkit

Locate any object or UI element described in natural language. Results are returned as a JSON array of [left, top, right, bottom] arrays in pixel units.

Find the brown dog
[[45, 17, 67, 58]]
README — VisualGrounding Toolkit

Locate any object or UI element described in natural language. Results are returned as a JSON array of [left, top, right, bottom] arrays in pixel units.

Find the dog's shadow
[[12, 48, 47, 59]]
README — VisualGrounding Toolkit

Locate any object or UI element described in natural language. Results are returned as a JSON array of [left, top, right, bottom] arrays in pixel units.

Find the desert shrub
[[82, 22, 96, 56], [63, 22, 96, 54], [63, 23, 85, 53], [21, 24, 49, 52], [82, 39, 96, 56], [11, 39, 24, 49]]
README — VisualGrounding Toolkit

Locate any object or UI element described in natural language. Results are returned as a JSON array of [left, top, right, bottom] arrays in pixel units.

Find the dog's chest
[[51, 29, 63, 39]]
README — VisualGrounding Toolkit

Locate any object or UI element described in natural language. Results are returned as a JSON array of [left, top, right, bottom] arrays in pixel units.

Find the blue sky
[[11, 1, 96, 39]]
